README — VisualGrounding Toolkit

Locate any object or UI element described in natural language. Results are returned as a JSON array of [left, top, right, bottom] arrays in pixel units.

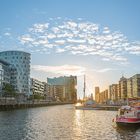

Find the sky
[[0, 0, 140, 98]]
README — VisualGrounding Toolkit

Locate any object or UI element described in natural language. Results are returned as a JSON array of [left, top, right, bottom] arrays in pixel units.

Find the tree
[[2, 83, 16, 97]]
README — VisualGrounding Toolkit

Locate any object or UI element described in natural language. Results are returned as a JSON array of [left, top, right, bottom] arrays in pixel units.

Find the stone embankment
[[0, 102, 73, 111]]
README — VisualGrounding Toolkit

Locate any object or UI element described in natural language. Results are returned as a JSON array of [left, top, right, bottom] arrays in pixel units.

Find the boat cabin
[[118, 105, 140, 118]]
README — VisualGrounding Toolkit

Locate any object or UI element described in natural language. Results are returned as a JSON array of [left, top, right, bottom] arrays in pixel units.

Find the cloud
[[47, 34, 56, 39], [29, 23, 49, 33], [56, 47, 66, 53], [97, 68, 115, 73], [55, 40, 66, 44], [125, 41, 140, 55], [31, 64, 86, 76], [18, 17, 140, 63], [4, 32, 11, 36], [67, 39, 86, 43], [103, 27, 110, 34], [19, 34, 34, 44]]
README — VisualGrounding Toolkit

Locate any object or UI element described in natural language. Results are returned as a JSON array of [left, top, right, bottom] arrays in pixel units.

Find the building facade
[[47, 76, 77, 102], [95, 86, 100, 103], [0, 59, 11, 95], [127, 74, 140, 98], [0, 51, 31, 96], [119, 76, 127, 99], [127, 77, 133, 98], [99, 89, 108, 104], [47, 84, 65, 101], [30, 78, 45, 99], [109, 84, 119, 101]]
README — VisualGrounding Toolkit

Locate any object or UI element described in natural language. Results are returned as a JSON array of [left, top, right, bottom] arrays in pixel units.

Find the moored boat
[[113, 105, 140, 127]]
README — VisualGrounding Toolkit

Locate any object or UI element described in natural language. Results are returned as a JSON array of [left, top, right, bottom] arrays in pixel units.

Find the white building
[[0, 59, 11, 95], [0, 51, 31, 97], [30, 78, 45, 98]]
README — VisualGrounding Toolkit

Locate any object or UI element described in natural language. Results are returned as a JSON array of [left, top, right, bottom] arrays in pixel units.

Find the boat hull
[[115, 117, 140, 127], [116, 121, 140, 128]]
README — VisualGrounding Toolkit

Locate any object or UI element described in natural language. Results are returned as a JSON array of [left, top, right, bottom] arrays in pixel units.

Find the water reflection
[[115, 125, 140, 140], [0, 110, 30, 140], [0, 105, 140, 140]]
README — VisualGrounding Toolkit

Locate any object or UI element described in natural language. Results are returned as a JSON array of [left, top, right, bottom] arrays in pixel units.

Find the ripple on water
[[0, 105, 140, 140]]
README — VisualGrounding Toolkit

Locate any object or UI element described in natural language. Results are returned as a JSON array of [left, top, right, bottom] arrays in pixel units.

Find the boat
[[113, 105, 140, 127]]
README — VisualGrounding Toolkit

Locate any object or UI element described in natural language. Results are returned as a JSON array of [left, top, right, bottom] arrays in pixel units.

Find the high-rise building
[[0, 59, 11, 95], [127, 74, 140, 98], [95, 86, 100, 103], [47, 76, 77, 102], [99, 89, 108, 104], [119, 76, 127, 99], [127, 77, 133, 98], [132, 74, 140, 97], [109, 84, 119, 101], [0, 51, 31, 96]]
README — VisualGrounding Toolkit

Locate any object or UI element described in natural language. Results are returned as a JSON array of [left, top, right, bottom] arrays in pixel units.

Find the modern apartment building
[[0, 51, 31, 96], [95, 86, 100, 103], [99, 89, 108, 104], [119, 76, 127, 99], [0, 59, 11, 95], [47, 84, 65, 101], [96, 74, 140, 105], [127, 74, 140, 98], [127, 77, 133, 98], [47, 76, 77, 102], [109, 84, 119, 101], [30, 78, 45, 98]]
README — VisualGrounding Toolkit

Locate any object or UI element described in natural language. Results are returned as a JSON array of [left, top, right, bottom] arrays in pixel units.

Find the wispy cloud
[[97, 68, 116, 73], [89, 68, 116, 73], [18, 17, 140, 63], [31, 64, 86, 76], [4, 32, 11, 36]]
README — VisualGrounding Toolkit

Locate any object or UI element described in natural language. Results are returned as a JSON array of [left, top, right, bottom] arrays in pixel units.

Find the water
[[0, 105, 140, 140]]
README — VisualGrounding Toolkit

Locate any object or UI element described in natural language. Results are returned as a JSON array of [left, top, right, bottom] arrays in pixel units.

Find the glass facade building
[[0, 59, 11, 95], [47, 76, 77, 102], [0, 51, 31, 96]]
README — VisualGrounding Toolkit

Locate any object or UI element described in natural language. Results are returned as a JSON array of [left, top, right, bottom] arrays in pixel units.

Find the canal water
[[0, 104, 140, 140]]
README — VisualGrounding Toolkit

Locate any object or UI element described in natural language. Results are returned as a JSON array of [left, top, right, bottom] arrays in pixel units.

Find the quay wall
[[0, 102, 73, 111]]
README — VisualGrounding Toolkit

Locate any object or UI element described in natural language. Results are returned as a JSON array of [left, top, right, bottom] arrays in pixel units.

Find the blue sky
[[0, 0, 140, 98]]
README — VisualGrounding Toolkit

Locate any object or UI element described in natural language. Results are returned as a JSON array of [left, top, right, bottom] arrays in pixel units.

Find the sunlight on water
[[0, 105, 140, 140], [75, 103, 82, 106]]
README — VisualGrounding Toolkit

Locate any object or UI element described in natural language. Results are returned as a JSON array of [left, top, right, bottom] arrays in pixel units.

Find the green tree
[[2, 83, 16, 97], [33, 94, 44, 100]]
